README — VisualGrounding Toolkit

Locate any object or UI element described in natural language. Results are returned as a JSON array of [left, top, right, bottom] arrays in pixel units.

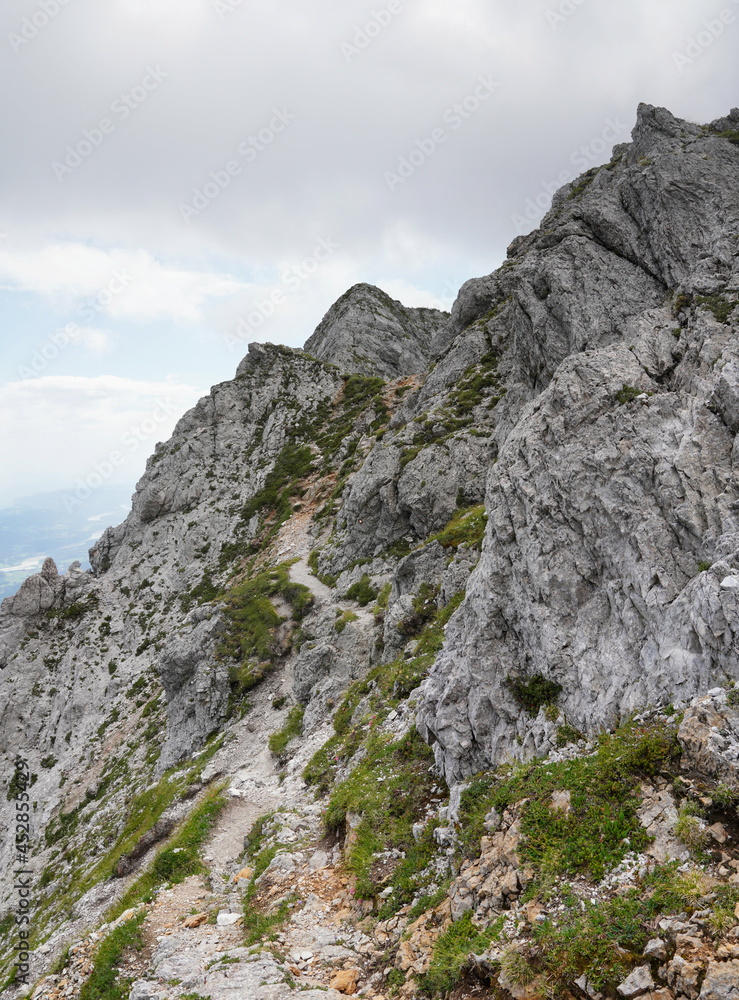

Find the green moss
[[242, 443, 314, 523], [446, 352, 501, 417], [556, 722, 584, 747], [307, 374, 387, 468], [219, 443, 315, 568], [399, 444, 423, 469]]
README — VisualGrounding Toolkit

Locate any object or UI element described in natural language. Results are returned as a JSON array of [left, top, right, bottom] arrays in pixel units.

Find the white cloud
[[0, 0, 735, 506], [0, 375, 204, 505], [0, 244, 248, 324], [75, 327, 114, 354]]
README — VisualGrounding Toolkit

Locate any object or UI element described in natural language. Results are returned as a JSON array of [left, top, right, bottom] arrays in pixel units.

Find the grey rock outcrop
[[418, 103, 739, 781], [0, 558, 93, 668], [304, 283, 450, 379], [157, 606, 230, 771], [678, 688, 739, 786], [293, 606, 373, 731]]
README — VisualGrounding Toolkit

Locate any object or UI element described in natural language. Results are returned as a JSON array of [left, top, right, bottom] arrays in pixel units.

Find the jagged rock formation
[[417, 103, 739, 780], [1, 102, 739, 997], [303, 283, 450, 379]]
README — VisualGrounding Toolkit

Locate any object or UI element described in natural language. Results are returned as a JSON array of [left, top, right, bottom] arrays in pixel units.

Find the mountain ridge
[[1, 103, 739, 1000]]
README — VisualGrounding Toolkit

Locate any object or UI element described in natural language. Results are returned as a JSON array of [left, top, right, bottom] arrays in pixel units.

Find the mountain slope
[[1, 103, 739, 998]]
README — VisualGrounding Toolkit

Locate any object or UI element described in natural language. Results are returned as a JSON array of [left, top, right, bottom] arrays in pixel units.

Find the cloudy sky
[[0, 0, 736, 508]]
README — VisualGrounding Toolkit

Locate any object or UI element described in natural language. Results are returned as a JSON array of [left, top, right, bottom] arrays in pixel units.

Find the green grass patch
[[427, 505, 487, 550], [219, 442, 315, 568], [446, 352, 501, 417], [334, 609, 359, 634], [324, 728, 441, 899], [218, 563, 313, 704], [268, 705, 304, 755], [242, 886, 294, 945], [109, 783, 227, 919], [507, 673, 562, 714], [457, 718, 680, 887], [531, 863, 730, 993], [304, 591, 463, 795], [241, 443, 314, 526], [420, 912, 504, 997], [568, 166, 600, 200], [695, 293, 739, 324], [712, 128, 739, 145], [345, 574, 378, 606], [615, 384, 641, 404], [397, 583, 440, 639], [78, 910, 145, 1000]]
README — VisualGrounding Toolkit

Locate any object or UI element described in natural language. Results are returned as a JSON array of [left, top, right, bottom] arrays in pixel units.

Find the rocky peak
[[303, 282, 450, 379]]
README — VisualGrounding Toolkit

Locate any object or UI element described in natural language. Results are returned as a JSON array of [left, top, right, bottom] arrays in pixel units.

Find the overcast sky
[[0, 0, 736, 508]]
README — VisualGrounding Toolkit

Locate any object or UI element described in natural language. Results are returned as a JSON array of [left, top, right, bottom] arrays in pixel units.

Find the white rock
[[617, 965, 654, 997], [643, 938, 667, 961]]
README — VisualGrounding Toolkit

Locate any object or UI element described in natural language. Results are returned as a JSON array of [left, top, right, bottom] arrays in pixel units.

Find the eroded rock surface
[[303, 283, 450, 379], [418, 104, 739, 781]]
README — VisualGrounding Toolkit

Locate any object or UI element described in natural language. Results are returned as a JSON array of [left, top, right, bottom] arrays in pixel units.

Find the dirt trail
[[29, 509, 381, 999]]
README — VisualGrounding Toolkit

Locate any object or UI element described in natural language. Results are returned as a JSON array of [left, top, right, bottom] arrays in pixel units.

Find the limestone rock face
[[0, 558, 93, 668], [678, 688, 739, 786], [304, 283, 450, 379], [418, 103, 739, 781], [293, 606, 374, 731], [157, 606, 229, 771]]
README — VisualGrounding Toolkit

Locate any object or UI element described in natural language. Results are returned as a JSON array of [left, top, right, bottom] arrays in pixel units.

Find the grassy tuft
[[457, 718, 679, 886], [420, 912, 504, 996], [268, 706, 304, 755], [427, 505, 487, 550], [78, 911, 145, 1000], [345, 574, 379, 606], [507, 673, 562, 714]]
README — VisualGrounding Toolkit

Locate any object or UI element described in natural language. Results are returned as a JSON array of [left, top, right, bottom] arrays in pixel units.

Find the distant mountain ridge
[[0, 486, 132, 600]]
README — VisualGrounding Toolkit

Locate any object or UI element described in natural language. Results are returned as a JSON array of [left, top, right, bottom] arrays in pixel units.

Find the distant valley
[[0, 486, 133, 601]]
